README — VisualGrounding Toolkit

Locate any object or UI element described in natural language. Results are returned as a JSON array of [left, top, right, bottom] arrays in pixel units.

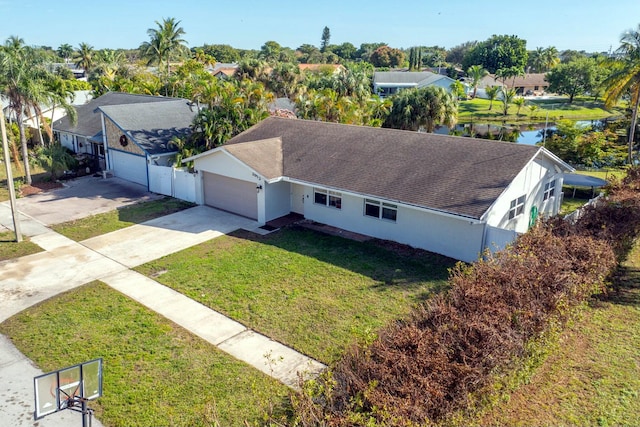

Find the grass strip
[[0, 231, 42, 261], [51, 197, 195, 241]]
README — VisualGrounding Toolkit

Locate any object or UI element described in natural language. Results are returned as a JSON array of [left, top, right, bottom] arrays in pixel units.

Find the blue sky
[[2, 0, 639, 53]]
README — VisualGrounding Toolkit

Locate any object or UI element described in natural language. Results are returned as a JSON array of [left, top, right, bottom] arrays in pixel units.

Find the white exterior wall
[[301, 186, 485, 262], [485, 155, 563, 234], [59, 132, 74, 151], [265, 181, 291, 221]]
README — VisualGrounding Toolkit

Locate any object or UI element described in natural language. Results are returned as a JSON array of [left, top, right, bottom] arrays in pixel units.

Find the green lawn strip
[[475, 243, 640, 426], [0, 230, 42, 261], [459, 97, 621, 122], [0, 281, 290, 427], [136, 227, 453, 364], [575, 168, 627, 181], [51, 197, 195, 241], [559, 196, 589, 216]]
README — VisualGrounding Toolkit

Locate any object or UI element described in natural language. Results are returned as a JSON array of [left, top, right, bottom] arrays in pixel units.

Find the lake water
[[436, 120, 601, 145]]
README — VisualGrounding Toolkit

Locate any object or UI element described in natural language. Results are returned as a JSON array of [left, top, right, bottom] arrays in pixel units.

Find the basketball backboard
[[33, 358, 103, 420]]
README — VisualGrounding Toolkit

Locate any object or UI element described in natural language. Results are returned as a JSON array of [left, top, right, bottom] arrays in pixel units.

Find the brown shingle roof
[[225, 118, 545, 219]]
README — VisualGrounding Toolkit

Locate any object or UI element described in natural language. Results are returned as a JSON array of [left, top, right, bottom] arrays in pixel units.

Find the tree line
[[3, 19, 640, 181]]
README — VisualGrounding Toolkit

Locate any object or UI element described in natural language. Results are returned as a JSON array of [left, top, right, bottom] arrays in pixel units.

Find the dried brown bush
[[291, 167, 640, 427]]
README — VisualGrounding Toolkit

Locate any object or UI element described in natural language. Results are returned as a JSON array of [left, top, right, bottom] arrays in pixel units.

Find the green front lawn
[[0, 230, 42, 261], [0, 281, 290, 427], [136, 227, 454, 363], [51, 197, 196, 241]]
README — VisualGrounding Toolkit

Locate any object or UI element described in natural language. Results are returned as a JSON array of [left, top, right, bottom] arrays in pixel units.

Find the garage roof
[[99, 99, 197, 155], [214, 117, 572, 220], [52, 92, 178, 140]]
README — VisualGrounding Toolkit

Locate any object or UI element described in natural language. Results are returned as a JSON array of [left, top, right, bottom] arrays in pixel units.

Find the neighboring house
[[53, 92, 188, 173], [184, 117, 572, 262], [208, 62, 239, 79], [97, 98, 197, 188], [479, 73, 549, 96], [373, 71, 458, 97]]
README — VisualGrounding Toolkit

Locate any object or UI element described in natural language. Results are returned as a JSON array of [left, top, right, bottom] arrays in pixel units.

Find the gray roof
[[52, 92, 179, 140], [223, 118, 565, 219], [99, 99, 197, 155], [373, 71, 452, 86]]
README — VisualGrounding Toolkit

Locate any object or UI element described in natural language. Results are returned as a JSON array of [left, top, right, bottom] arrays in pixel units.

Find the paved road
[[0, 179, 325, 426]]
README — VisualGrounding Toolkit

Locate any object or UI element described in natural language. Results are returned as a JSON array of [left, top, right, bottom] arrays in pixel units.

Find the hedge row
[[293, 167, 640, 427]]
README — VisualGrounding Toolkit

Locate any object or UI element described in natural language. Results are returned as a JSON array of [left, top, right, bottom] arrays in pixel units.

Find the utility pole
[[0, 109, 22, 242]]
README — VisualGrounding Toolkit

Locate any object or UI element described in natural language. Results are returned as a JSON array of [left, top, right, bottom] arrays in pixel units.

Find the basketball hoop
[[34, 358, 103, 427]]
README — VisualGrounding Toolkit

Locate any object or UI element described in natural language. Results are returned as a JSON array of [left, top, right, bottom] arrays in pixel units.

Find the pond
[[435, 119, 610, 145]]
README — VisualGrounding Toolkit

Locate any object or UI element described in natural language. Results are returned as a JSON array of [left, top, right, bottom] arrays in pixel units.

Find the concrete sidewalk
[[1, 203, 325, 425]]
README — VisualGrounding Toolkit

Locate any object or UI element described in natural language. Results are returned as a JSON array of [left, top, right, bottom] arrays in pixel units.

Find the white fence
[[148, 165, 197, 203], [484, 225, 519, 254]]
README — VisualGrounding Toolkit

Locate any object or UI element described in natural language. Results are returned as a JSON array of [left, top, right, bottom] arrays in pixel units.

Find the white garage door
[[110, 150, 148, 187], [203, 172, 257, 220]]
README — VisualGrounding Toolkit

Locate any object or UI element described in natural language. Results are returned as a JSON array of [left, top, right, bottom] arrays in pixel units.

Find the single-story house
[[479, 73, 549, 96], [184, 117, 573, 262], [373, 71, 458, 97], [97, 98, 197, 187], [53, 92, 181, 171]]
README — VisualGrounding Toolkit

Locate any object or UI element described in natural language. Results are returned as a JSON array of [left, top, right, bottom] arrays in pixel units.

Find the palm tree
[[383, 86, 457, 132], [57, 43, 73, 63], [74, 42, 95, 72], [467, 65, 488, 98], [485, 85, 500, 110], [603, 25, 640, 164], [541, 46, 560, 71], [513, 96, 526, 116], [1, 37, 77, 184], [141, 17, 187, 76], [500, 87, 517, 116]]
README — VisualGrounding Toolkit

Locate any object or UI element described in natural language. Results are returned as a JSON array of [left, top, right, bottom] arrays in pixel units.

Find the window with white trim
[[543, 180, 556, 201], [508, 195, 526, 220], [364, 199, 397, 222], [314, 188, 342, 209]]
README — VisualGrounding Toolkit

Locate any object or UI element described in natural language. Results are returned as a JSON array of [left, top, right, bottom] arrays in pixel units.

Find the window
[[364, 199, 397, 222], [314, 188, 341, 209], [508, 195, 526, 220], [543, 180, 556, 201]]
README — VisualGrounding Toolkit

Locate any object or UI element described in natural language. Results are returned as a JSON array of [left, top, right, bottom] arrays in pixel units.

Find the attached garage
[[203, 172, 258, 219], [109, 150, 148, 186]]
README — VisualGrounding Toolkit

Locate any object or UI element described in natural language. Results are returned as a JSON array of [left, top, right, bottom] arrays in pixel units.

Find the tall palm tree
[[74, 42, 95, 72], [141, 17, 187, 76], [603, 25, 640, 164], [1, 37, 77, 184], [541, 46, 560, 71], [467, 65, 488, 98], [57, 43, 73, 63]]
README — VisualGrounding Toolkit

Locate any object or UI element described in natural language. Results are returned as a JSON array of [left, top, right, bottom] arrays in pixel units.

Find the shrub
[[292, 167, 640, 427]]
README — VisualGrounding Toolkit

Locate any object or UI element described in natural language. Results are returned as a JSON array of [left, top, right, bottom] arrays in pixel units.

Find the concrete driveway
[[13, 175, 162, 226], [0, 194, 323, 427]]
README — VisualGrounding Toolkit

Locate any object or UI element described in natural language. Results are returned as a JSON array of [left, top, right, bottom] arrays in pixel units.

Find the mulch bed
[[19, 181, 63, 196]]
